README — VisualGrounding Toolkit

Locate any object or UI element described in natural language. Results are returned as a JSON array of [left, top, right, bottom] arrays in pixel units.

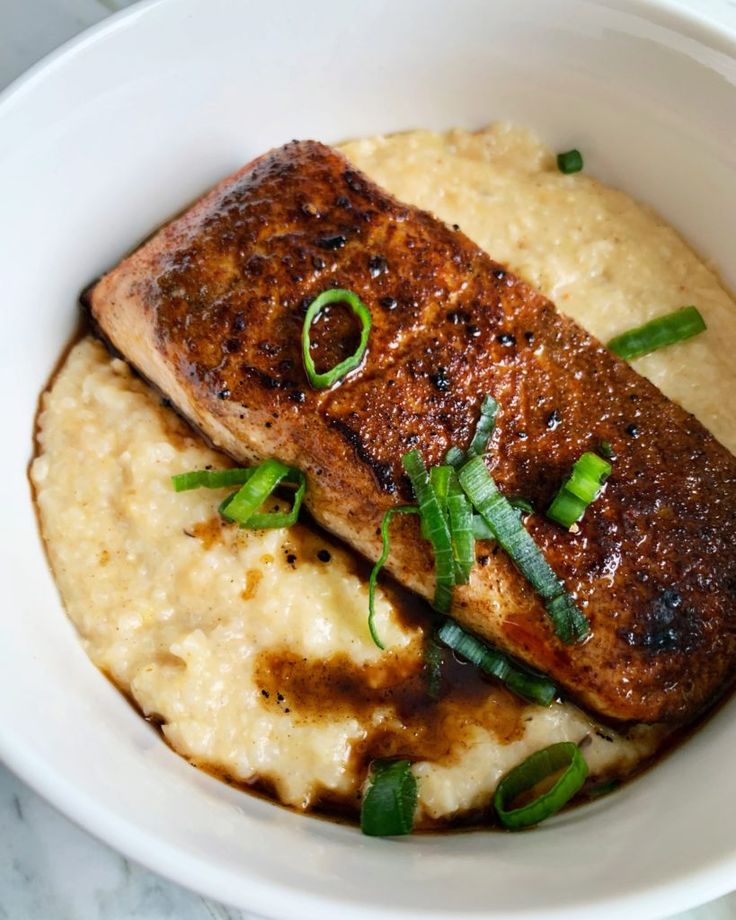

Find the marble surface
[[2, 1, 736, 918]]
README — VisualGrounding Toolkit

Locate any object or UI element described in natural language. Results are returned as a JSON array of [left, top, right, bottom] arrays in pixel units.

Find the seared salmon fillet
[[88, 140, 736, 724]]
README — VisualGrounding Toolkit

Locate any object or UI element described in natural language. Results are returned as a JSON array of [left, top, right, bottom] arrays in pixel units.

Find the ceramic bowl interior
[[1, 0, 736, 917]]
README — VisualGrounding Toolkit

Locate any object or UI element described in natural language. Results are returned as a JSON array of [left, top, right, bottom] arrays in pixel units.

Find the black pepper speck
[[317, 549, 331, 563], [368, 254, 388, 278], [546, 409, 561, 430], [429, 367, 450, 392]]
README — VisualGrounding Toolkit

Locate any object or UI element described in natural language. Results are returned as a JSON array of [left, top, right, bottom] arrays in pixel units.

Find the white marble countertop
[[2, 1, 736, 918]]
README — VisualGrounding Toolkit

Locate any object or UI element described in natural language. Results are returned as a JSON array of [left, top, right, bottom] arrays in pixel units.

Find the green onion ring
[[361, 759, 418, 837], [494, 741, 588, 829], [301, 288, 372, 389], [547, 451, 611, 529]]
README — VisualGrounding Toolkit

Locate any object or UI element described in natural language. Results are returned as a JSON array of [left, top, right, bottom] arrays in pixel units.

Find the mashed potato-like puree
[[32, 124, 736, 826]]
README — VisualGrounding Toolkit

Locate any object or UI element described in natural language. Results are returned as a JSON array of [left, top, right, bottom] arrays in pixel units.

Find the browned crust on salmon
[[88, 140, 736, 724]]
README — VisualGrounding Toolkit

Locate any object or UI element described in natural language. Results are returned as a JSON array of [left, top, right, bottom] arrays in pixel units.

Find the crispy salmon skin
[[88, 140, 736, 724]]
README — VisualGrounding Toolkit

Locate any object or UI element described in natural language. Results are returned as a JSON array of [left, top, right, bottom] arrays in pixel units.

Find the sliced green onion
[[219, 460, 306, 529], [598, 440, 614, 460], [171, 468, 255, 492], [402, 450, 456, 615], [424, 636, 444, 700], [445, 445, 465, 469], [607, 305, 706, 361], [301, 288, 372, 389], [472, 514, 495, 541], [474, 502, 532, 538], [557, 149, 583, 174], [361, 759, 417, 837], [444, 394, 498, 469], [437, 620, 557, 706], [447, 476, 475, 584], [546, 490, 586, 529], [458, 456, 588, 643], [494, 742, 588, 829], [429, 465, 453, 511], [467, 394, 499, 459], [368, 506, 419, 649], [547, 451, 611, 529]]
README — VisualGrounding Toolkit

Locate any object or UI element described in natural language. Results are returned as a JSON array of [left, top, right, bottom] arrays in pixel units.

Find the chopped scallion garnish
[[437, 620, 557, 706], [557, 149, 583, 174], [458, 456, 588, 643], [402, 450, 455, 614], [445, 445, 465, 469], [428, 464, 453, 530], [219, 459, 306, 529], [607, 305, 706, 361], [547, 451, 611, 529], [173, 461, 306, 529], [361, 759, 417, 837], [301, 288, 371, 389], [466, 394, 498, 459], [368, 506, 419, 649], [447, 476, 475, 584], [494, 742, 588, 829], [509, 496, 534, 515], [445, 394, 498, 469]]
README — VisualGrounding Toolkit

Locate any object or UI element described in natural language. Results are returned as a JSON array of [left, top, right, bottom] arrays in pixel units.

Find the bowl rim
[[2, 1, 736, 917]]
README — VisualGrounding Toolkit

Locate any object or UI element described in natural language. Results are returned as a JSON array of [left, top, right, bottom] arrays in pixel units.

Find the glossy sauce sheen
[[88, 139, 736, 724]]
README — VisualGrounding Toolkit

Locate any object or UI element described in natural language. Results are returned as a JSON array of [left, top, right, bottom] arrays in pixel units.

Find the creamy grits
[[32, 124, 736, 826]]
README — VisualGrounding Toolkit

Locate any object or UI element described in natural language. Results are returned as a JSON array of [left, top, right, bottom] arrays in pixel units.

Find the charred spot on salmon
[[619, 589, 703, 654], [328, 418, 398, 494], [317, 234, 347, 251]]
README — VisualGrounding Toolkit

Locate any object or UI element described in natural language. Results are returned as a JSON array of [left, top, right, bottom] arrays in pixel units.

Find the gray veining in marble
[[2, 0, 736, 917]]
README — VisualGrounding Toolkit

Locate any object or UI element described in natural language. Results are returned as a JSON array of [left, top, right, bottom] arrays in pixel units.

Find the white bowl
[[2, 0, 736, 917]]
